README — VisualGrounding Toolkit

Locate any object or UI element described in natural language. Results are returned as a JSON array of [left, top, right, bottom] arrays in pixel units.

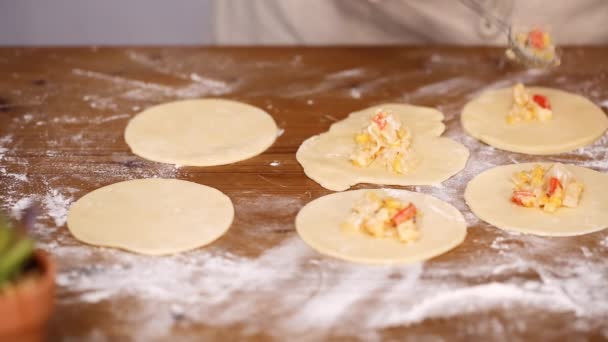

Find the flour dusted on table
[[44, 230, 608, 341], [2, 49, 608, 341]]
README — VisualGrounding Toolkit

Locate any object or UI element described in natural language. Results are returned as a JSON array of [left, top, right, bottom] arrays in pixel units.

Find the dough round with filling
[[461, 87, 608, 155], [465, 163, 608, 236], [295, 189, 467, 264], [125, 99, 278, 166], [296, 104, 469, 191], [67, 179, 234, 255]]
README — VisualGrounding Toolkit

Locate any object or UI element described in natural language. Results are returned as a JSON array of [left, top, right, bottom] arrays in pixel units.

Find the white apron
[[212, 0, 608, 45]]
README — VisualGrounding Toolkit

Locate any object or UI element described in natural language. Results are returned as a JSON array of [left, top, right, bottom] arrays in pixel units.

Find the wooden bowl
[[0, 250, 56, 342]]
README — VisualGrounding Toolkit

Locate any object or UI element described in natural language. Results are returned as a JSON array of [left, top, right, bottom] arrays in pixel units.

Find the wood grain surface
[[0, 46, 607, 341]]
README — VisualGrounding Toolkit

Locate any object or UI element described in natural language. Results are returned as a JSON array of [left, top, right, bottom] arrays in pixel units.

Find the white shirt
[[212, 0, 608, 45]]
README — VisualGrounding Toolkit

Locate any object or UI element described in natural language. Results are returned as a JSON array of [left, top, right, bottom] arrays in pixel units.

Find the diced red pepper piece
[[372, 112, 387, 130], [528, 29, 545, 49], [548, 177, 562, 196], [533, 94, 551, 109], [511, 191, 535, 206], [392, 203, 416, 225]]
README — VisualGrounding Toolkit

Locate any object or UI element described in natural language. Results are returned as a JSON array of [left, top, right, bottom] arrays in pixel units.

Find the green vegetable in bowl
[[0, 207, 37, 288]]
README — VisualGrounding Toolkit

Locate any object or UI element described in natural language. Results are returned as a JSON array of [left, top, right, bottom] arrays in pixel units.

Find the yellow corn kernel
[[506, 115, 516, 124], [547, 195, 562, 210], [392, 154, 403, 173], [521, 197, 536, 207], [517, 171, 530, 183], [530, 166, 545, 186], [355, 133, 370, 144], [524, 107, 534, 121], [384, 198, 402, 210], [517, 32, 527, 44], [350, 159, 362, 167], [389, 141, 401, 148], [550, 193, 563, 202], [398, 128, 409, 139], [542, 32, 551, 46], [351, 153, 373, 167]]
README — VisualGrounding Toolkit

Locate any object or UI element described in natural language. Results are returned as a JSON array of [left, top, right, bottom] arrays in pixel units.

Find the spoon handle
[[459, 0, 510, 33]]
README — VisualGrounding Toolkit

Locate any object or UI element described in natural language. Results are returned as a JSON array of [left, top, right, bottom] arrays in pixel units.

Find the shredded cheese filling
[[506, 28, 559, 66], [511, 164, 584, 213], [343, 192, 420, 243], [507, 83, 553, 124], [350, 110, 413, 174]]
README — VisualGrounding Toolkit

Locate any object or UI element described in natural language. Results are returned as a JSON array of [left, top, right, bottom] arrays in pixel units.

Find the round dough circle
[[67, 179, 234, 255], [461, 87, 608, 155], [295, 189, 467, 264], [465, 163, 608, 236], [125, 99, 278, 166], [296, 103, 470, 191]]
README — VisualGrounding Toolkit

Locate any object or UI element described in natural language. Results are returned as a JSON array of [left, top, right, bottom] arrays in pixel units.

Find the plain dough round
[[125, 99, 278, 166], [67, 179, 234, 255], [296, 189, 467, 264], [465, 163, 608, 236], [461, 87, 608, 155], [296, 104, 470, 191]]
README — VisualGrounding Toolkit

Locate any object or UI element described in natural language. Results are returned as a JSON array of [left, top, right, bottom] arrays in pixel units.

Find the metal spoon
[[459, 0, 560, 68]]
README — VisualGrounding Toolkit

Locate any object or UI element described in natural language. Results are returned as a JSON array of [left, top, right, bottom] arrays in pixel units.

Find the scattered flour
[[92, 113, 131, 124], [468, 68, 552, 98], [327, 68, 366, 80], [0, 134, 13, 160], [408, 77, 481, 99], [72, 68, 232, 101], [50, 113, 130, 125], [126, 50, 231, 93], [580, 246, 593, 258], [39, 227, 608, 341], [82, 94, 118, 110], [323, 114, 339, 122], [21, 113, 34, 123], [0, 50, 607, 341], [10, 197, 34, 220], [43, 189, 73, 227], [6, 190, 74, 227], [7, 173, 27, 182], [189, 72, 230, 90]]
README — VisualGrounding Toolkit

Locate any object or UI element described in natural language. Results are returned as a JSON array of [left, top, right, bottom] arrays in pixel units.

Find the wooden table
[[1, 47, 607, 341]]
